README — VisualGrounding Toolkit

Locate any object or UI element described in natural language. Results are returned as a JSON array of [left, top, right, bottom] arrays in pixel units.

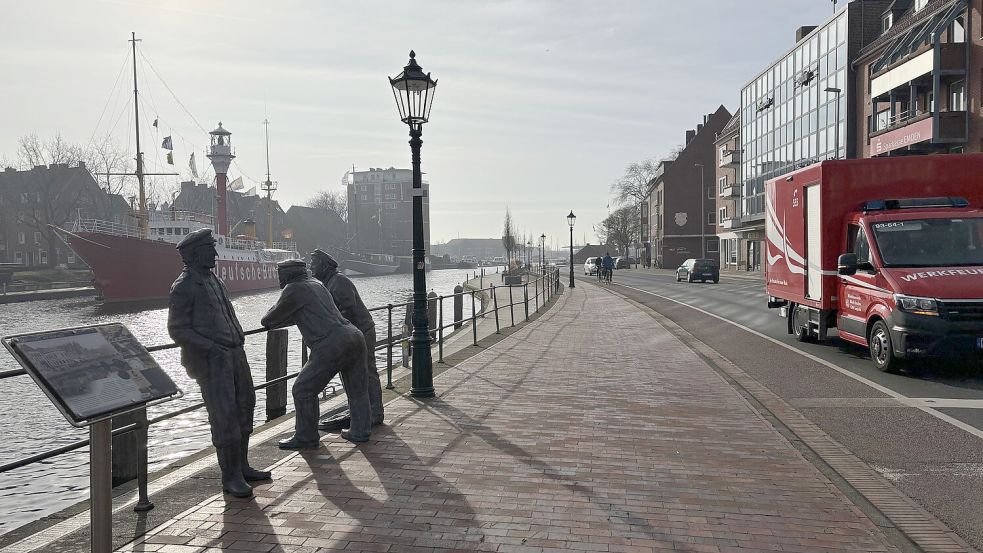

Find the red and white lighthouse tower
[[207, 122, 235, 236]]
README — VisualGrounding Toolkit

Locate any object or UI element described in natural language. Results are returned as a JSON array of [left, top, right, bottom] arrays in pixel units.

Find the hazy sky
[[1, 0, 841, 248]]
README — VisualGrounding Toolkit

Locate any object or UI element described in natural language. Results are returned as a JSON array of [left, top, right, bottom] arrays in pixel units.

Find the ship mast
[[130, 32, 147, 238], [261, 119, 276, 248]]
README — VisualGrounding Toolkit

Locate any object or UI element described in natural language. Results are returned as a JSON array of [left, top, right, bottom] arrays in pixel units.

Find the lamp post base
[[410, 387, 435, 398]]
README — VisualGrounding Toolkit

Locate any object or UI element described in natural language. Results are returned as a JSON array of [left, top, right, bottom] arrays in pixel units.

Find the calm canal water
[[0, 267, 494, 536]]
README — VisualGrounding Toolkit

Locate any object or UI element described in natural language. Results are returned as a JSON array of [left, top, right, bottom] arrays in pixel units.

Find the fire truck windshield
[[871, 217, 983, 268]]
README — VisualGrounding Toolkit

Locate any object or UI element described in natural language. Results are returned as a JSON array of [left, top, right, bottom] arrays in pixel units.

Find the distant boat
[[333, 249, 400, 277]]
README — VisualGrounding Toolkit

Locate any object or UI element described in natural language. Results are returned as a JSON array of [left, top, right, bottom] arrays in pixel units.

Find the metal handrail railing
[[0, 268, 561, 513]]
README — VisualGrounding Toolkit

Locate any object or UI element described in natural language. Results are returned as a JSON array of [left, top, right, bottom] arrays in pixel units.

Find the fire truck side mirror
[[837, 253, 857, 276]]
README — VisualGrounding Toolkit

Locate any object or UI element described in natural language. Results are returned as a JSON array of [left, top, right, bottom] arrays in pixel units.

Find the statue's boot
[[240, 434, 271, 482], [217, 444, 253, 498]]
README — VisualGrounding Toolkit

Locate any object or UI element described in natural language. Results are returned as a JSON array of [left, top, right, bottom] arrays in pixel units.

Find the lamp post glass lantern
[[567, 211, 576, 288], [540, 233, 546, 274], [390, 50, 437, 398]]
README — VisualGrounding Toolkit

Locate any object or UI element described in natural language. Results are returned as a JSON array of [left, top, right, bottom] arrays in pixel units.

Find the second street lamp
[[389, 50, 437, 398], [540, 233, 546, 274], [567, 210, 576, 289]]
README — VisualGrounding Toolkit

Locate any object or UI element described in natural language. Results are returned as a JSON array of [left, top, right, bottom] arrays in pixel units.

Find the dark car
[[614, 257, 629, 269], [676, 258, 719, 283]]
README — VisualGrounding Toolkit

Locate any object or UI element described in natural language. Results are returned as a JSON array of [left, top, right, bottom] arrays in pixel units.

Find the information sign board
[[2, 323, 181, 427]]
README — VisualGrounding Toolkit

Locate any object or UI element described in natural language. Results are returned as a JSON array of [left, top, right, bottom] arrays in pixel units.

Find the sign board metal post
[[90, 419, 113, 553]]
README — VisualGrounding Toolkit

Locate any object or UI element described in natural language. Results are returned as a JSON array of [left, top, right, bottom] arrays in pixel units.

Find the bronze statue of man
[[262, 259, 372, 448], [310, 249, 384, 430], [167, 228, 270, 498]]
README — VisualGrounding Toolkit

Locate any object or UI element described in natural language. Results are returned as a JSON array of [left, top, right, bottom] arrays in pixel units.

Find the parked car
[[584, 257, 601, 275], [614, 257, 629, 269], [676, 258, 719, 283]]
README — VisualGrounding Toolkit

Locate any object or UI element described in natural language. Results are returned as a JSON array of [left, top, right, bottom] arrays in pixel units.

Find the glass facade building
[[740, 12, 849, 221]]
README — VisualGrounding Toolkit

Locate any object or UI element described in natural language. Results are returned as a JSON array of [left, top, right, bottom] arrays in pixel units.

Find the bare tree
[[609, 146, 683, 207], [306, 189, 348, 222], [595, 205, 640, 261], [0, 134, 110, 267], [502, 208, 517, 266]]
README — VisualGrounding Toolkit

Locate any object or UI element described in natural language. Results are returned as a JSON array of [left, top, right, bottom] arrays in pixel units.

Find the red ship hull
[[69, 232, 281, 303]]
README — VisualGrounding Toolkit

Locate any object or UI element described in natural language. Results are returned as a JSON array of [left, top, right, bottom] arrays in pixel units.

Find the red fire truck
[[764, 154, 983, 372]]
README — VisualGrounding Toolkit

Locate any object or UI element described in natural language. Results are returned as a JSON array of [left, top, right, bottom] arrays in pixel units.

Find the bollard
[[386, 304, 394, 389], [471, 291, 478, 345], [266, 328, 288, 421], [438, 298, 444, 364], [509, 285, 515, 327], [524, 283, 529, 322], [453, 285, 463, 329], [402, 297, 412, 368], [427, 291, 438, 340], [111, 410, 141, 487], [492, 284, 500, 334], [133, 408, 153, 512], [535, 278, 539, 312]]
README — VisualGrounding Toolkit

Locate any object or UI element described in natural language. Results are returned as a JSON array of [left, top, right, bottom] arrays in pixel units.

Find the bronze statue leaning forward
[[310, 249, 384, 430], [167, 228, 271, 499], [262, 259, 372, 448]]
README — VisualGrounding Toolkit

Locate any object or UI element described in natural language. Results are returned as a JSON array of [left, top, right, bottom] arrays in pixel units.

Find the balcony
[[870, 111, 966, 155], [719, 184, 740, 198], [720, 217, 741, 230], [719, 150, 741, 167]]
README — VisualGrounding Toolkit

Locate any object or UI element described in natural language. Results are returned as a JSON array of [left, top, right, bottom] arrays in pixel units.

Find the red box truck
[[765, 154, 983, 372]]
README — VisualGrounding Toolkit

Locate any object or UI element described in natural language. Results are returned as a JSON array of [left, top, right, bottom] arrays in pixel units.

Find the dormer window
[[882, 12, 893, 33], [914, 0, 928, 12]]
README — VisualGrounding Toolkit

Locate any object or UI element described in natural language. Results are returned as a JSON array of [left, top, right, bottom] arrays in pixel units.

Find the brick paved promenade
[[120, 281, 900, 552]]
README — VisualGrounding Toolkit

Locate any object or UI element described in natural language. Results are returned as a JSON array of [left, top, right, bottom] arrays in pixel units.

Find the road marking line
[[615, 282, 983, 442]]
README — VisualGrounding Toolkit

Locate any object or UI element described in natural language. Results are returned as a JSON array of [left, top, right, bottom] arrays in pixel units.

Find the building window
[[948, 16, 966, 43], [718, 176, 727, 193], [14, 251, 22, 263], [882, 13, 892, 34], [707, 239, 719, 253], [33, 231, 40, 244], [914, 0, 928, 12], [707, 211, 716, 225], [729, 239, 738, 264], [718, 206, 727, 224], [707, 186, 714, 200], [718, 146, 727, 165], [39, 250, 47, 265], [17, 232, 25, 245], [950, 80, 965, 111]]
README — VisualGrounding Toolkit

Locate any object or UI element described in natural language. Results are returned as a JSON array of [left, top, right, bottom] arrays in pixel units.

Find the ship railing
[[147, 210, 213, 225], [71, 218, 142, 238], [0, 267, 561, 516], [1, 280, 94, 295]]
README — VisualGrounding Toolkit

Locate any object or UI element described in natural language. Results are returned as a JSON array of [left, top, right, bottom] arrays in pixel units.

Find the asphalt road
[[573, 267, 983, 550]]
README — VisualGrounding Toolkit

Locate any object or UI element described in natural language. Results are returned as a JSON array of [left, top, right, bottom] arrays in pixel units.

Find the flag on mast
[[161, 136, 173, 150], [166, 152, 174, 165], [152, 118, 158, 128], [189, 152, 199, 178], [229, 176, 244, 191]]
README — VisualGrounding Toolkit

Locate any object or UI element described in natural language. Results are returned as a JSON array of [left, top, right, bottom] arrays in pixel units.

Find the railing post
[[453, 285, 463, 329], [509, 285, 515, 327], [90, 420, 112, 553], [386, 304, 394, 389], [133, 408, 153, 512], [471, 290, 478, 346], [265, 328, 288, 421], [535, 277, 539, 313], [492, 284, 500, 334], [523, 283, 529, 322], [438, 296, 444, 364]]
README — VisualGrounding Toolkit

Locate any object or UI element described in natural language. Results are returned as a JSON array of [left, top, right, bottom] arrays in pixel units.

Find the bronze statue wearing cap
[[167, 228, 270, 498], [261, 259, 373, 447], [310, 249, 384, 430]]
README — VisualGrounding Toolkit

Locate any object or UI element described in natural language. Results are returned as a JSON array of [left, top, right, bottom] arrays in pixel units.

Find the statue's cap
[[277, 259, 307, 270], [311, 249, 338, 268], [176, 228, 216, 251]]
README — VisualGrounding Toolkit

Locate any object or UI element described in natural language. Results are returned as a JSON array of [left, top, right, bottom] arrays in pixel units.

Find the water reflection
[[0, 267, 491, 535]]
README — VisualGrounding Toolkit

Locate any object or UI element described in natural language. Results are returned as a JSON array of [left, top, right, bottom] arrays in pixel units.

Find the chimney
[[796, 26, 817, 43], [685, 130, 696, 144], [697, 123, 704, 134], [77, 161, 86, 170]]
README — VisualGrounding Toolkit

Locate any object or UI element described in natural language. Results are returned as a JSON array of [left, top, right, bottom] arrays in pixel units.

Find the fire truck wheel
[[868, 320, 897, 372], [792, 307, 810, 342]]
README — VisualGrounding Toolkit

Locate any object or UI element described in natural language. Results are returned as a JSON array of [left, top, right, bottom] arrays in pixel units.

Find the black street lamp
[[540, 233, 546, 274], [567, 210, 576, 288], [389, 51, 437, 398]]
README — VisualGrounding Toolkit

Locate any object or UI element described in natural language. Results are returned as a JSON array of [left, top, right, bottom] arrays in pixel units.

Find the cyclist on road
[[601, 252, 614, 283]]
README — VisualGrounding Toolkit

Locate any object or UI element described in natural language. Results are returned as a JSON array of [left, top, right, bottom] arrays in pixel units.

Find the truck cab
[[836, 199, 983, 371]]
